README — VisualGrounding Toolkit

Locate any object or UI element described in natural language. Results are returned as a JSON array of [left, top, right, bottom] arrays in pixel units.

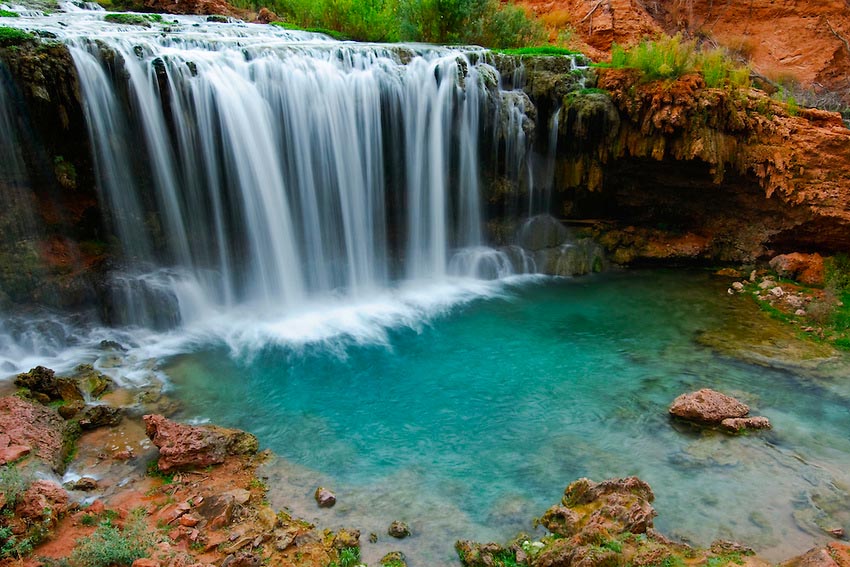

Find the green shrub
[[103, 13, 163, 26], [264, 0, 544, 47], [495, 45, 576, 57], [0, 26, 34, 46], [69, 509, 156, 567], [1, 526, 34, 559], [0, 465, 30, 509], [0, 9, 20, 17], [610, 34, 750, 88]]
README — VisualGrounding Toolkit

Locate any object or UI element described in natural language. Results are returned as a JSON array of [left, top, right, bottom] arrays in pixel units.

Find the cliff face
[[520, 0, 850, 103], [544, 67, 850, 263]]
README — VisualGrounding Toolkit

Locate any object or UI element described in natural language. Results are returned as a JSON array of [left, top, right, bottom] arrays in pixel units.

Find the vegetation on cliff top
[[608, 34, 750, 89], [0, 25, 35, 46], [252, 0, 547, 47], [103, 12, 164, 26]]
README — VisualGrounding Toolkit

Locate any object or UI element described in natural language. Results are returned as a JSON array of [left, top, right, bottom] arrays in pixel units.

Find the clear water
[[163, 271, 850, 566]]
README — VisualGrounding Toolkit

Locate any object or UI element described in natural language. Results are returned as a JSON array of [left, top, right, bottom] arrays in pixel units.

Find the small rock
[[58, 401, 85, 419], [732, 282, 745, 291], [113, 449, 134, 460], [796, 309, 807, 316], [179, 514, 201, 527], [257, 506, 277, 530], [388, 521, 411, 539], [759, 279, 776, 289], [720, 416, 771, 432], [369, 533, 378, 543], [770, 286, 785, 298], [333, 528, 360, 549], [70, 477, 98, 491], [716, 268, 742, 278], [315, 486, 336, 508], [828, 528, 845, 539], [79, 405, 122, 430], [380, 551, 407, 567]]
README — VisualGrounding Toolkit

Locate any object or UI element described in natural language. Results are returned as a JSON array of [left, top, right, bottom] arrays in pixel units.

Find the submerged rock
[[79, 405, 122, 429], [380, 551, 407, 567], [668, 389, 749, 423], [388, 520, 411, 539], [669, 389, 771, 433], [143, 414, 259, 472], [314, 486, 336, 508]]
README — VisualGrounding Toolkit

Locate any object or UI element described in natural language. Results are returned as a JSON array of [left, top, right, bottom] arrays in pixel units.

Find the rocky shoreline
[[0, 347, 848, 567]]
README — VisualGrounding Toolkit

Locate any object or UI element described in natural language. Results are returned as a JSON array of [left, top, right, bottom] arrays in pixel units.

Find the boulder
[[720, 416, 772, 433], [387, 521, 411, 539], [333, 528, 360, 549], [314, 486, 336, 508], [14, 366, 60, 400], [73, 364, 112, 398], [0, 396, 75, 472], [15, 480, 70, 523], [668, 389, 749, 423], [780, 543, 850, 567], [79, 405, 122, 429], [381, 551, 407, 567], [143, 414, 259, 471], [770, 253, 825, 286]]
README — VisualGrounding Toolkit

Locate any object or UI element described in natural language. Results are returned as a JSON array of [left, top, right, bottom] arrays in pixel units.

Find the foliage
[[0, 465, 30, 509], [0, 26, 35, 46], [261, 0, 545, 47], [610, 34, 750, 88], [269, 20, 350, 41], [1, 526, 34, 559], [103, 13, 163, 26], [328, 546, 361, 567], [0, 9, 19, 17], [69, 509, 156, 567]]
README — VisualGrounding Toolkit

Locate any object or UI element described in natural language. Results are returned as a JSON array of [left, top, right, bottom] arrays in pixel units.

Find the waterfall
[[63, 25, 516, 327], [0, 12, 595, 340]]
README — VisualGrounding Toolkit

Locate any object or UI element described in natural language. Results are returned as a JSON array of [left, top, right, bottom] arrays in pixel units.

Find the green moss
[[103, 13, 163, 27], [0, 26, 35, 46], [0, 9, 20, 17]]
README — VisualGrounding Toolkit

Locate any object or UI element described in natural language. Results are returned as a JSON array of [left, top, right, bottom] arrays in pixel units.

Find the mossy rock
[[103, 13, 163, 27]]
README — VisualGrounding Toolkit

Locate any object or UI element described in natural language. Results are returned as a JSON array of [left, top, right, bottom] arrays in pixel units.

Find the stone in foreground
[[143, 414, 259, 471], [314, 486, 336, 508]]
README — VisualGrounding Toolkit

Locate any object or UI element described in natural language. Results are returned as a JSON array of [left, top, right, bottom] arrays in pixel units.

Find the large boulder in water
[[143, 414, 259, 472], [668, 389, 749, 423]]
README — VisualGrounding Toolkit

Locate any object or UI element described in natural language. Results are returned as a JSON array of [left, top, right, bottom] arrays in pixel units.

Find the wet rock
[[56, 378, 84, 403], [58, 400, 85, 419], [720, 416, 771, 432], [14, 366, 59, 399], [770, 253, 825, 287], [0, 396, 76, 472], [455, 541, 514, 567], [68, 477, 98, 491], [79, 405, 122, 429], [73, 364, 112, 398], [537, 505, 581, 537], [668, 389, 749, 424], [333, 528, 360, 548], [710, 540, 755, 555], [369, 532, 378, 543], [381, 551, 407, 567], [143, 414, 259, 471], [314, 486, 336, 508], [388, 521, 411, 539]]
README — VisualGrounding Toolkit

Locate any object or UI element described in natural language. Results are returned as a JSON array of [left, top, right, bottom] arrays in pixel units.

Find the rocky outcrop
[[781, 543, 850, 567], [0, 396, 77, 472], [669, 389, 771, 432], [143, 414, 259, 472], [770, 253, 826, 287], [555, 70, 850, 263]]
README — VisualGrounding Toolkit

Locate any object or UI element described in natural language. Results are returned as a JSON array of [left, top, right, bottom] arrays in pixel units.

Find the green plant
[[145, 460, 175, 484], [103, 13, 163, 27], [0, 526, 33, 559], [328, 546, 361, 567], [0, 465, 30, 509], [0, 25, 34, 46], [81, 513, 97, 526], [0, 9, 19, 16], [600, 538, 623, 553], [70, 509, 156, 567]]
